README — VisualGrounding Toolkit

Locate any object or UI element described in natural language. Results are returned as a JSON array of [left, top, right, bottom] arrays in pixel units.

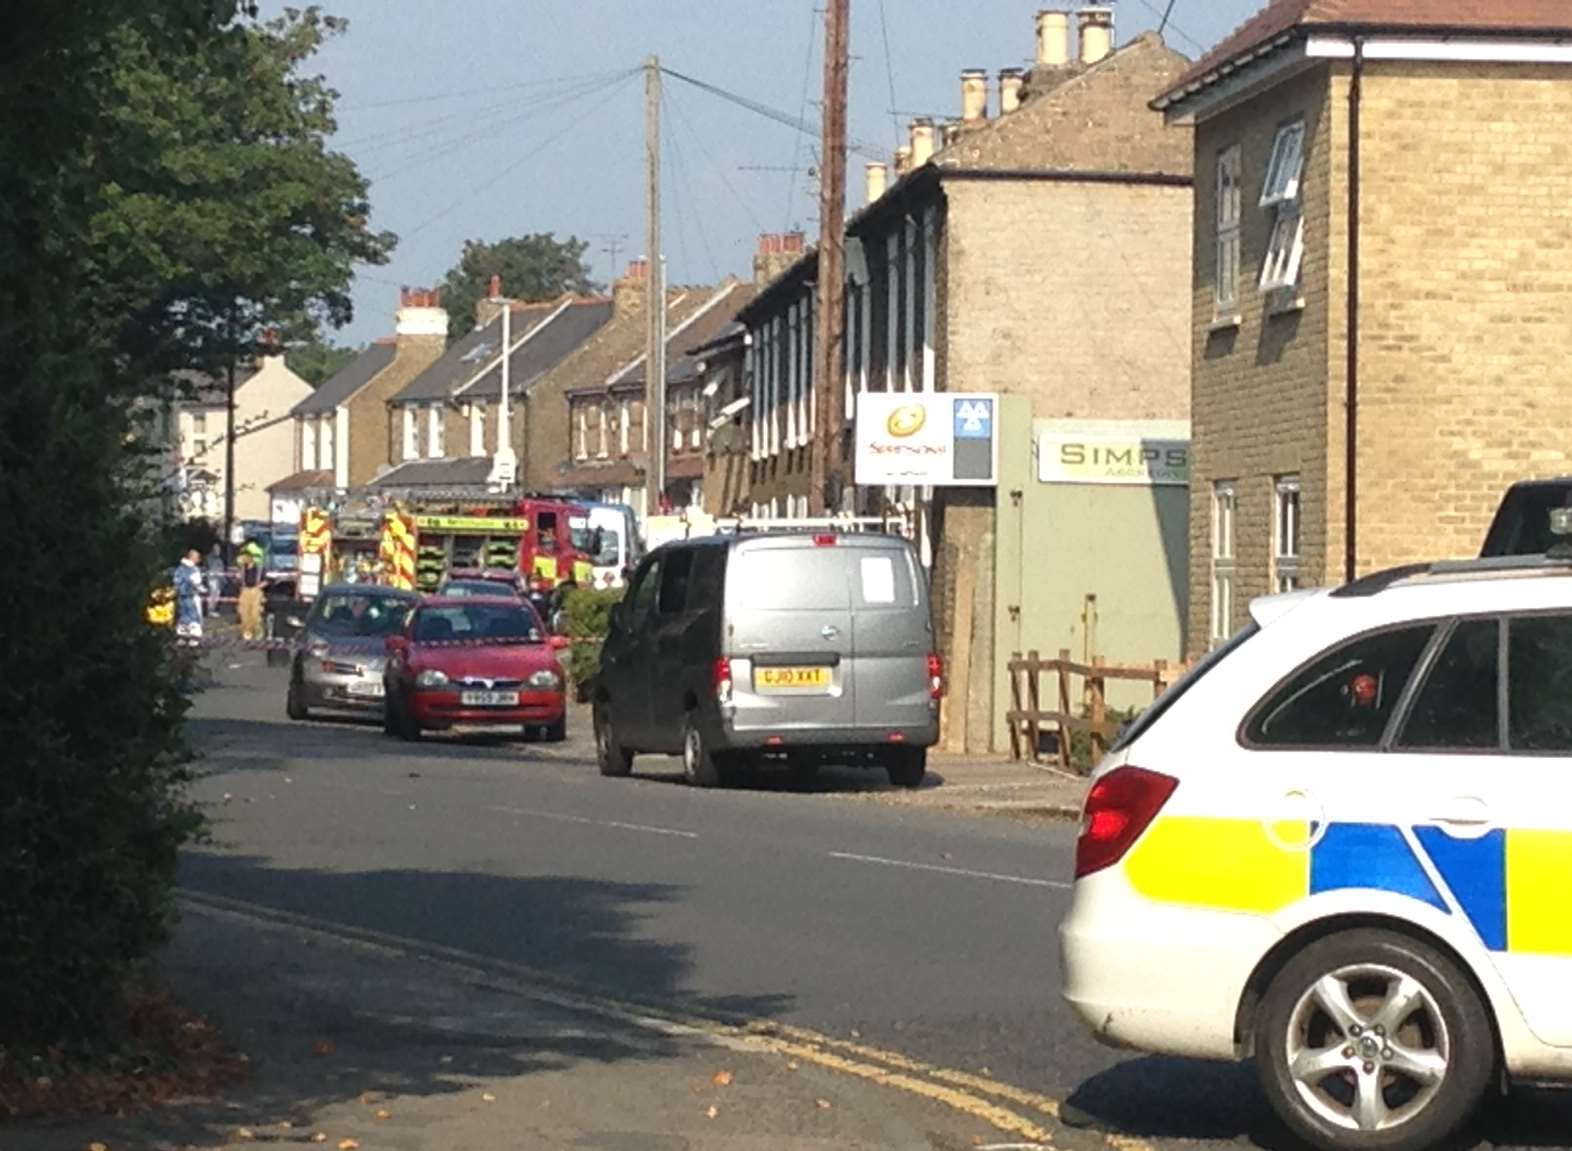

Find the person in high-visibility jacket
[[237, 545, 265, 641]]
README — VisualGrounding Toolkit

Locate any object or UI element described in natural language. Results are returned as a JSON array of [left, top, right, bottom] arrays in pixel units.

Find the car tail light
[[927, 652, 944, 699], [813, 534, 838, 547], [713, 657, 733, 704], [1074, 766, 1178, 880]]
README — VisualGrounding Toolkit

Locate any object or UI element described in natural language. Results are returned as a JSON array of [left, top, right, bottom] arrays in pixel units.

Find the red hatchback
[[383, 596, 567, 742]]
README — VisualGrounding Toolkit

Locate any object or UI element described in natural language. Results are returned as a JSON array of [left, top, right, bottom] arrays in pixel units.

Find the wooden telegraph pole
[[810, 0, 851, 515], [645, 55, 667, 515]]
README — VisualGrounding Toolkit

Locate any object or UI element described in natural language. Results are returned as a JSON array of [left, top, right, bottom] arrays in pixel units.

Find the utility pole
[[646, 54, 667, 516], [811, 0, 850, 515], [222, 308, 239, 563]]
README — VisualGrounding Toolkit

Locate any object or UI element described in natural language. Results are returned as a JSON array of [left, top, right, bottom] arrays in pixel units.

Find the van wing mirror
[[385, 635, 409, 656]]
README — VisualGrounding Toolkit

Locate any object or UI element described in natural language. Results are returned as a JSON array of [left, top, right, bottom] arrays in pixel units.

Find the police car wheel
[[1256, 928, 1494, 1151]]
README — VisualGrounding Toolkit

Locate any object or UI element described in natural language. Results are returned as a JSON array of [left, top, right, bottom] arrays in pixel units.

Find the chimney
[[488, 273, 502, 299], [1078, 6, 1115, 65], [999, 68, 1026, 114], [612, 258, 650, 313], [894, 144, 913, 177], [1035, 9, 1071, 67], [752, 232, 807, 286], [476, 274, 511, 327], [395, 286, 447, 340], [909, 118, 936, 168], [941, 119, 966, 148], [865, 161, 888, 204], [961, 69, 989, 123]]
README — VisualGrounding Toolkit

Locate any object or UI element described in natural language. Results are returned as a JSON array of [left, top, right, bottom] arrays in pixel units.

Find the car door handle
[[820, 625, 840, 640]]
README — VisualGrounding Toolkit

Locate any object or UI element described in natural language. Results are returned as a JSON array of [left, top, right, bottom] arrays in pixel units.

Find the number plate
[[460, 690, 520, 706], [754, 665, 831, 693], [347, 680, 385, 699]]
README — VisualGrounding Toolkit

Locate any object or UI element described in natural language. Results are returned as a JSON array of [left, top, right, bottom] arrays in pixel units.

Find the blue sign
[[953, 398, 994, 440]]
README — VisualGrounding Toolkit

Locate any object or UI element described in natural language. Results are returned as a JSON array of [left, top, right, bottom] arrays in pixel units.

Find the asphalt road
[[180, 655, 1572, 1149]]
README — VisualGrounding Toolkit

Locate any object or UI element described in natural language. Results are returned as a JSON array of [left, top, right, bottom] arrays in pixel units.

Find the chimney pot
[[1035, 9, 1071, 67], [909, 118, 936, 168], [626, 258, 649, 281], [960, 69, 989, 123], [941, 119, 965, 148], [865, 161, 888, 204], [488, 273, 502, 299], [894, 144, 913, 177], [999, 68, 1026, 114], [1078, 6, 1115, 65]]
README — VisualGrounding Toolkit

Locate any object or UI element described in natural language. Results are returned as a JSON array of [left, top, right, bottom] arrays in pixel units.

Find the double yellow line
[[178, 889, 1151, 1151]]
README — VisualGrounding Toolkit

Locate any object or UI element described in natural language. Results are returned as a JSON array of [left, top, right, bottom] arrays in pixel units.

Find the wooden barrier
[[1007, 649, 1188, 771]]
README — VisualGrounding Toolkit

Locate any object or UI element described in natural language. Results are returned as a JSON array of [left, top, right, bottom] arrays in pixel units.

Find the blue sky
[[277, 0, 1268, 345]]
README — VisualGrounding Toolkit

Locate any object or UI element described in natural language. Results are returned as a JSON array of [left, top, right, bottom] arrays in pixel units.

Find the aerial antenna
[[1159, 0, 1179, 36]]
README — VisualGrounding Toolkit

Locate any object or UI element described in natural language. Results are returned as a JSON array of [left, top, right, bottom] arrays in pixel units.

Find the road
[[179, 655, 1572, 1149]]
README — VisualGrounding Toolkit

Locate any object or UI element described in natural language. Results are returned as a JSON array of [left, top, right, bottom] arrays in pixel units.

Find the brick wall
[[942, 178, 1192, 418], [348, 336, 443, 485], [1186, 68, 1334, 654], [1354, 61, 1572, 569]]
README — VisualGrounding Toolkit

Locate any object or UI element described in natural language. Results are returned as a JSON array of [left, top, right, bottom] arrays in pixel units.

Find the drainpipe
[[1344, 37, 1364, 584]]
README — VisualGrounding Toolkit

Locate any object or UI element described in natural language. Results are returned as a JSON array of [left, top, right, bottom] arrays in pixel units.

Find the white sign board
[[854, 392, 999, 487], [1036, 428, 1190, 487]]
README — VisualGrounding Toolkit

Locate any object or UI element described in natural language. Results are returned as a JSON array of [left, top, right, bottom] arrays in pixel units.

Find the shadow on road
[[1066, 1055, 1572, 1150], [628, 759, 948, 797]]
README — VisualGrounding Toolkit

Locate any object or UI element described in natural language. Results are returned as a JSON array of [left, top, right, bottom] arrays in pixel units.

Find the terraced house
[[1156, 0, 1572, 653]]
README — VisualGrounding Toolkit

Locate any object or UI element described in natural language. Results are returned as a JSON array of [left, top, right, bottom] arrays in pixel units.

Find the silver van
[[592, 532, 941, 788]]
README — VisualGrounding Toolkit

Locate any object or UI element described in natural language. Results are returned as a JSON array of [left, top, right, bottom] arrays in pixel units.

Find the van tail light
[[713, 657, 733, 704], [813, 534, 838, 547], [927, 652, 944, 699], [1074, 766, 1178, 880]]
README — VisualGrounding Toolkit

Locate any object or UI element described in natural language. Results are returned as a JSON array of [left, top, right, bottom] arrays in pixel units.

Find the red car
[[383, 596, 568, 742]]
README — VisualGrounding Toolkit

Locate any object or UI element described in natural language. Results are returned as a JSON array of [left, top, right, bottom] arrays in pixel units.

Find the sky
[[272, 0, 1270, 346]]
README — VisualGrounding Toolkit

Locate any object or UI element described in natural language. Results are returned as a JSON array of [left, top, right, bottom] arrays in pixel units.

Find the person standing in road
[[173, 549, 206, 647], [205, 544, 225, 617], [237, 546, 265, 641]]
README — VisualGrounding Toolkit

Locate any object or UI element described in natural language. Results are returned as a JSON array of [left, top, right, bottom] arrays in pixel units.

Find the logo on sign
[[954, 399, 993, 439], [885, 404, 927, 438]]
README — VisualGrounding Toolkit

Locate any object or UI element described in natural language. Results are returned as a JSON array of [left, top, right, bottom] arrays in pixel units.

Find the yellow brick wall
[[942, 178, 1193, 419], [1187, 69, 1335, 654], [348, 336, 444, 486], [1354, 61, 1572, 570]]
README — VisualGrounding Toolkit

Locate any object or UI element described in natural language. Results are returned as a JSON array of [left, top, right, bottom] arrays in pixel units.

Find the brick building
[[1155, 0, 1572, 653], [843, 9, 1193, 749]]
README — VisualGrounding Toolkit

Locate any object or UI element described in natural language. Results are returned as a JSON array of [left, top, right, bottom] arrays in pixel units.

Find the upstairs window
[[1211, 481, 1237, 646], [1215, 146, 1242, 318], [1259, 119, 1306, 296], [1274, 476, 1302, 593]]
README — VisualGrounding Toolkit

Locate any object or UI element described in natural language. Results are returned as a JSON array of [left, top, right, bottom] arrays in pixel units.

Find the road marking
[[827, 851, 1072, 890], [176, 889, 1072, 1146], [491, 805, 698, 840]]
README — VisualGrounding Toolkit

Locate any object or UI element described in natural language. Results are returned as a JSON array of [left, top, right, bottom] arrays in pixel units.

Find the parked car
[[383, 596, 567, 742], [1480, 477, 1572, 557], [1060, 554, 1572, 1151], [286, 585, 419, 719], [592, 532, 940, 788]]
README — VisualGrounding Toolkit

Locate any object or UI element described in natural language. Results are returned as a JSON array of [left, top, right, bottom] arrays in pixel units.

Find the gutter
[[1345, 37, 1364, 583]]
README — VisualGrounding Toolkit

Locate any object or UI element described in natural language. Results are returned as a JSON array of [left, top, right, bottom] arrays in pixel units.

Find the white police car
[[1061, 556, 1572, 1151]]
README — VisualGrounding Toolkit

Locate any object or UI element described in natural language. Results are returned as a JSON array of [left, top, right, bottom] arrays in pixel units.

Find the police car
[[1061, 554, 1572, 1151]]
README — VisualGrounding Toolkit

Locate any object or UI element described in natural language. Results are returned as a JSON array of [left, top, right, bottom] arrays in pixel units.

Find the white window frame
[[574, 405, 588, 461], [427, 404, 444, 459], [319, 414, 335, 470], [598, 403, 610, 459], [301, 418, 317, 471], [403, 405, 419, 461], [1273, 475, 1302, 594], [1259, 119, 1307, 296], [469, 401, 486, 457], [1211, 481, 1238, 646], [191, 410, 207, 436], [618, 398, 630, 457], [1215, 145, 1242, 318]]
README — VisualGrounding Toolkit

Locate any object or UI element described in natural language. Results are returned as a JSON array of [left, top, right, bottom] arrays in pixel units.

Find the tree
[[0, 0, 386, 1047], [289, 337, 361, 388], [439, 234, 599, 341]]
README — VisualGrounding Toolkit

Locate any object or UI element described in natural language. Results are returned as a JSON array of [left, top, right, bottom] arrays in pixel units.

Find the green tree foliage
[[289, 337, 361, 388], [439, 234, 599, 341], [0, 1, 387, 1045]]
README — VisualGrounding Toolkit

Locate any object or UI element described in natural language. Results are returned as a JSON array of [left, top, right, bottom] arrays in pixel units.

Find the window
[[320, 414, 334, 468], [302, 419, 317, 470], [597, 403, 610, 459], [192, 411, 208, 435], [627, 557, 662, 629], [729, 549, 852, 612], [1246, 625, 1436, 748], [1259, 119, 1306, 296], [402, 406, 417, 461], [1509, 614, 1572, 752], [619, 398, 630, 456], [537, 511, 558, 554], [574, 405, 588, 461], [427, 405, 444, 458], [192, 436, 208, 459], [470, 402, 486, 457], [1398, 619, 1500, 750], [1273, 476, 1301, 593], [657, 548, 695, 614], [1211, 481, 1237, 645], [1215, 146, 1242, 317]]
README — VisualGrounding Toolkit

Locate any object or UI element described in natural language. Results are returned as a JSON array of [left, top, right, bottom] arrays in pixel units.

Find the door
[[725, 540, 856, 735], [847, 540, 932, 732], [603, 554, 663, 747], [643, 546, 697, 753]]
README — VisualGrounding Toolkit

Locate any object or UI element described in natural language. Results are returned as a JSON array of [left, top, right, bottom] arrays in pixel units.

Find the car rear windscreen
[[728, 548, 854, 611]]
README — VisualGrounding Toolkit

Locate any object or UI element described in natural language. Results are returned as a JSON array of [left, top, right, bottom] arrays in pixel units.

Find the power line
[[784, 3, 821, 229], [659, 66, 888, 163], [663, 91, 720, 284], [337, 68, 633, 112], [1128, 0, 1205, 53], [399, 71, 641, 241], [666, 87, 765, 237], [876, 0, 902, 152]]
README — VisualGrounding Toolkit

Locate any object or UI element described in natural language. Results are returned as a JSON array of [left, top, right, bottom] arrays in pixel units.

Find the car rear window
[[728, 547, 852, 611], [1110, 622, 1259, 754], [414, 603, 540, 643]]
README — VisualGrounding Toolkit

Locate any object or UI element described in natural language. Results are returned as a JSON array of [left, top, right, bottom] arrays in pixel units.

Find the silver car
[[593, 532, 941, 788], [286, 585, 419, 720]]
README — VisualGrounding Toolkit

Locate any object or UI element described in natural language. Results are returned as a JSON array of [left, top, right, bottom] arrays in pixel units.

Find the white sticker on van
[[860, 556, 897, 605]]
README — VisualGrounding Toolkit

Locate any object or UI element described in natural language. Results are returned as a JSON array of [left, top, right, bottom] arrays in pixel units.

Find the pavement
[[7, 652, 1572, 1151]]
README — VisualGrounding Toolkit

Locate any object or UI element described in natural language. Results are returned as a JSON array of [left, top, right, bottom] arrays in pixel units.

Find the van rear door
[[725, 539, 855, 734], [847, 539, 933, 732]]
